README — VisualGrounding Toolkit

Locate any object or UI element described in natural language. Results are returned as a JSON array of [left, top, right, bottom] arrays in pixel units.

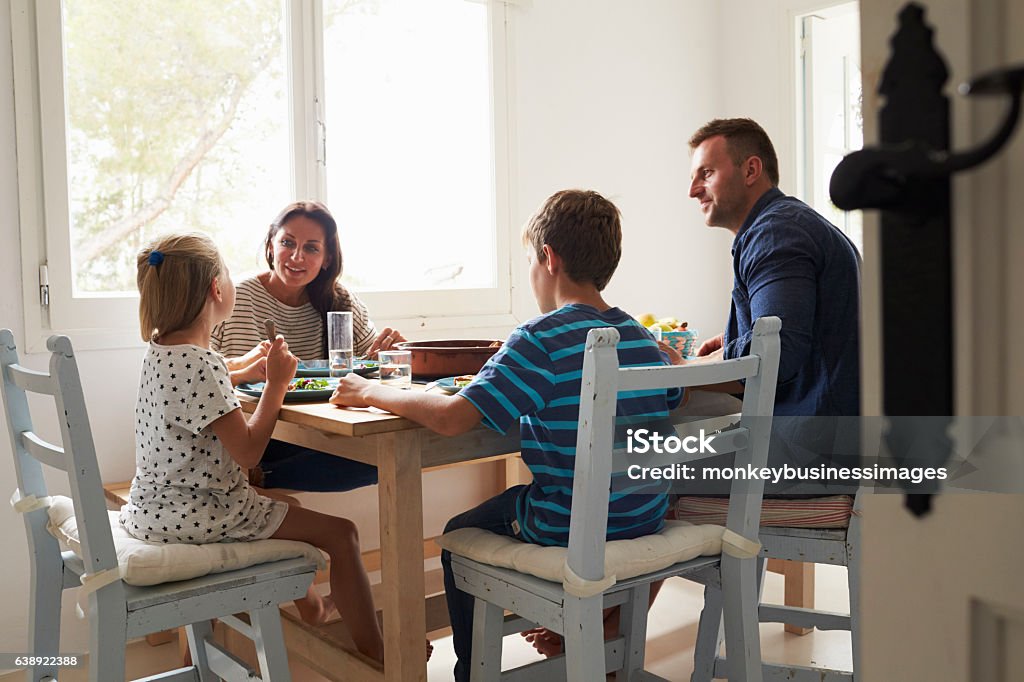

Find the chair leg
[[563, 594, 606, 682], [847, 539, 861, 679], [28, 564, 64, 682], [691, 584, 724, 682], [250, 605, 292, 682], [185, 620, 216, 682], [616, 582, 651, 681], [470, 597, 505, 682], [720, 555, 764, 682], [88, 594, 128, 682]]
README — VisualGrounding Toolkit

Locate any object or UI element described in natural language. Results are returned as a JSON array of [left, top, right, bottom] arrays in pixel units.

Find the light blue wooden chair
[[690, 491, 862, 681], [1, 330, 318, 682], [446, 317, 781, 682]]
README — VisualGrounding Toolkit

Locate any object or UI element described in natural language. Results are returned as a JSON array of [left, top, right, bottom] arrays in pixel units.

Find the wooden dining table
[[238, 388, 521, 682]]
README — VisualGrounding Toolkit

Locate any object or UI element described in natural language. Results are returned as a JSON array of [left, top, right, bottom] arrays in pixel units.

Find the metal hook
[[830, 63, 1024, 211]]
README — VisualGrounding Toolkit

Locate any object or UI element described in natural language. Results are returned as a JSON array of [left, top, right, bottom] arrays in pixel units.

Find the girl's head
[[137, 232, 229, 342], [263, 201, 343, 305]]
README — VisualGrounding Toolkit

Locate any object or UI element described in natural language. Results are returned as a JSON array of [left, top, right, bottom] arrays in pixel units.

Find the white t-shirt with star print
[[119, 343, 287, 544]]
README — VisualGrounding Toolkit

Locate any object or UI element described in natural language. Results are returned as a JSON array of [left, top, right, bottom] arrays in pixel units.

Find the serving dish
[[395, 339, 502, 379]]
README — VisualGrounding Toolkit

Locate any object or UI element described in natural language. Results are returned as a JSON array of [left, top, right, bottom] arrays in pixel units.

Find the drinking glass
[[378, 349, 412, 389], [328, 311, 354, 377]]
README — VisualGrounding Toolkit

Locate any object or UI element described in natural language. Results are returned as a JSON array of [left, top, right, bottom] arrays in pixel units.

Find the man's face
[[689, 135, 748, 231]]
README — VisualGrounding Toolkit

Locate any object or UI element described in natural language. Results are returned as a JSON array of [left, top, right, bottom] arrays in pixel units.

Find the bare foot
[[521, 605, 622, 659], [294, 586, 330, 626], [321, 595, 338, 620], [520, 627, 563, 657]]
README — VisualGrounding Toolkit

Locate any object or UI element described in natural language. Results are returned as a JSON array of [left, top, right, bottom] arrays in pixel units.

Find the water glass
[[378, 349, 412, 389], [328, 311, 354, 377]]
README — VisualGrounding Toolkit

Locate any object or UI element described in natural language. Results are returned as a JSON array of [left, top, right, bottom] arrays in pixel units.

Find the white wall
[[508, 0, 731, 329], [0, 0, 771, 654]]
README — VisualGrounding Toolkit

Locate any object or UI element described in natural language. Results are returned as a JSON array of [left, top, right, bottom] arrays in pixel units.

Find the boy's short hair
[[689, 118, 780, 186], [521, 189, 622, 291]]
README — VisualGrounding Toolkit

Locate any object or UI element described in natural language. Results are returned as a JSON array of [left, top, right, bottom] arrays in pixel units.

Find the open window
[[12, 0, 512, 350]]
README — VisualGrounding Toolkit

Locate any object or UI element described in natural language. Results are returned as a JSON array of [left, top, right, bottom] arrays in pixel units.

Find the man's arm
[[330, 374, 483, 436], [726, 229, 818, 385]]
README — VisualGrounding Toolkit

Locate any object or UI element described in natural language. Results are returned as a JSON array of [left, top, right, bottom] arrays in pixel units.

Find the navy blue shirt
[[459, 304, 683, 546], [724, 188, 861, 417]]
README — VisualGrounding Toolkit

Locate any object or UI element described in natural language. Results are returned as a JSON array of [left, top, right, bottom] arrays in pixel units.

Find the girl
[[119, 232, 384, 662]]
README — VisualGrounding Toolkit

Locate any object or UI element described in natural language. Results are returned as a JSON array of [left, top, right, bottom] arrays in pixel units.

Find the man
[[682, 118, 862, 498], [689, 118, 860, 418]]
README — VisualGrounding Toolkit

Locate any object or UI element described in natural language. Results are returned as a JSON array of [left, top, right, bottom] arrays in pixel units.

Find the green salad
[[289, 378, 331, 391]]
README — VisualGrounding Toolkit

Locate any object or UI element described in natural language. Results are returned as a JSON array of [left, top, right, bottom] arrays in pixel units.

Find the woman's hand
[[231, 356, 267, 386], [366, 327, 407, 357], [329, 374, 373, 408], [243, 340, 272, 363], [225, 340, 271, 372], [265, 336, 298, 388]]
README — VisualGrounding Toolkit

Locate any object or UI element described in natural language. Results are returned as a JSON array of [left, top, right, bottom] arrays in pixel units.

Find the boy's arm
[[330, 375, 482, 437]]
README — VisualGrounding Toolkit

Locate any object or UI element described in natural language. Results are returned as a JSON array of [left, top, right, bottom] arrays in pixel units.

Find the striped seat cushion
[[675, 495, 854, 528]]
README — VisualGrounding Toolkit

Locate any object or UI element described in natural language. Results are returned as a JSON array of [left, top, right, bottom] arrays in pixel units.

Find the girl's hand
[[265, 335, 297, 387], [366, 327, 407, 357], [329, 374, 372, 408]]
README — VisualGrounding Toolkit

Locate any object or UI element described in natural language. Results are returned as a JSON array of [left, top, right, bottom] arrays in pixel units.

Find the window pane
[[322, 0, 496, 291], [62, 0, 289, 294]]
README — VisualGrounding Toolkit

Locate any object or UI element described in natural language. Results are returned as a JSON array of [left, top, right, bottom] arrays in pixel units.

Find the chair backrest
[[1, 330, 119, 579], [567, 317, 781, 582]]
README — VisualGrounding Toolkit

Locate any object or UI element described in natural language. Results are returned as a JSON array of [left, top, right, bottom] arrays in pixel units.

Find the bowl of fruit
[[637, 314, 698, 358]]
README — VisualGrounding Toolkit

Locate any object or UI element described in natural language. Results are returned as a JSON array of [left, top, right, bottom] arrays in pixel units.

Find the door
[[857, 1, 1024, 680]]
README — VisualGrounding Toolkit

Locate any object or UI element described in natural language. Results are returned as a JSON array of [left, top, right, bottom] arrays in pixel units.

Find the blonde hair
[[137, 232, 223, 342]]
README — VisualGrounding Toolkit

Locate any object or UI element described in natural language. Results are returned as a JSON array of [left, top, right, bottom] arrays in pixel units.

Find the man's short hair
[[689, 118, 780, 186], [522, 189, 622, 291]]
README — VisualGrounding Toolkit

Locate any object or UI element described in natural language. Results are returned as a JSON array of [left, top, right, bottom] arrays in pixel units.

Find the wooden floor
[[0, 564, 852, 681]]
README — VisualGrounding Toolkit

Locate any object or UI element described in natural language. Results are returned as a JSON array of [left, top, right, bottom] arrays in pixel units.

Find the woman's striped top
[[211, 274, 377, 361]]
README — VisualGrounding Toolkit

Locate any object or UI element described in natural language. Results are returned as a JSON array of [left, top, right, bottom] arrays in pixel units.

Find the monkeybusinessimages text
[[624, 428, 948, 485]]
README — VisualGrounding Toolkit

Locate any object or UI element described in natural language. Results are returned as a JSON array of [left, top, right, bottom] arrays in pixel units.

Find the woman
[[212, 200, 405, 492]]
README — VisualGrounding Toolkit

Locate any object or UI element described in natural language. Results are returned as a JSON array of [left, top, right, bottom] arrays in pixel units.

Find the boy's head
[[137, 232, 226, 342], [521, 190, 622, 298]]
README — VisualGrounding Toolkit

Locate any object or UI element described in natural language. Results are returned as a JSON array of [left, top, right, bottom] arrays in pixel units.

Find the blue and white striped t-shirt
[[459, 304, 684, 546]]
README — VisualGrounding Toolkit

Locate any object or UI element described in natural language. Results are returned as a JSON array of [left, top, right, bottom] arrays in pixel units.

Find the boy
[[330, 189, 682, 680]]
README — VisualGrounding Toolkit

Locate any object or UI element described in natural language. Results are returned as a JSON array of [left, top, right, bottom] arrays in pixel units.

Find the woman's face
[[268, 215, 330, 291]]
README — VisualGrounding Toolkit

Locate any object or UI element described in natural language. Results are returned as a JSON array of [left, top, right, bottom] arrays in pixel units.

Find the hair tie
[[148, 250, 164, 266]]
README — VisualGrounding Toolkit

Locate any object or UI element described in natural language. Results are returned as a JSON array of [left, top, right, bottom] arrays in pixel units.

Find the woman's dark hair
[[264, 201, 352, 345]]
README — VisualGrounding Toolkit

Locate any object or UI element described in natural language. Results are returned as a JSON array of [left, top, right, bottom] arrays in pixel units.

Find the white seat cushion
[[46, 496, 325, 586], [437, 520, 724, 591]]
